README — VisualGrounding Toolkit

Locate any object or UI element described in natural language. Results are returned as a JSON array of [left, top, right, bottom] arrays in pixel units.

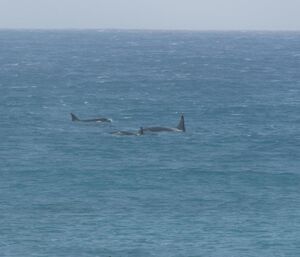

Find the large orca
[[143, 114, 185, 133], [70, 113, 111, 123], [111, 127, 144, 136]]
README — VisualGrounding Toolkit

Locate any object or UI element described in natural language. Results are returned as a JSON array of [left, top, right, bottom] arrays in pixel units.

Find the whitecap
[[11, 86, 29, 89], [5, 63, 19, 66]]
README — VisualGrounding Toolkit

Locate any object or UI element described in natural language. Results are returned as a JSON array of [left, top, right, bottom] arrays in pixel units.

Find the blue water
[[1, 30, 300, 257]]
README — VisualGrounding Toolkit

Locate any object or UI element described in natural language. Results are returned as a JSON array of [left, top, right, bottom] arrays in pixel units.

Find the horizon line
[[0, 27, 300, 33]]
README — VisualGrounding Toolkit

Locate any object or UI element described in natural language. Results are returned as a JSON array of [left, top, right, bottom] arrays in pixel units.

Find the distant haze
[[0, 0, 300, 30]]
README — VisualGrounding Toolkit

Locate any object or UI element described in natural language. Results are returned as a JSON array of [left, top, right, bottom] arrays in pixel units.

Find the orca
[[110, 127, 144, 136], [70, 113, 111, 123], [143, 114, 185, 133]]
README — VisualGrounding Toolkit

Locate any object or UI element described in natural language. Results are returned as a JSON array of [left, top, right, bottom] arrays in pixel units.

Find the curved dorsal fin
[[139, 127, 144, 135], [70, 113, 80, 121]]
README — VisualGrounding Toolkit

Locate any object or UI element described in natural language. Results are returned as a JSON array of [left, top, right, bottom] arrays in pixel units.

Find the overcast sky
[[0, 0, 299, 30]]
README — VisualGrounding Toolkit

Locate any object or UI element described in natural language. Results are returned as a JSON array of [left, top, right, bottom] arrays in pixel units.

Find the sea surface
[[1, 30, 300, 257]]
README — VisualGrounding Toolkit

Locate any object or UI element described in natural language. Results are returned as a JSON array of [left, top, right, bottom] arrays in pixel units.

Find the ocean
[[0, 30, 300, 257]]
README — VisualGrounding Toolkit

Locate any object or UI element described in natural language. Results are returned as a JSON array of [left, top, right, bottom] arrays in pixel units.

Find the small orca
[[70, 113, 111, 123], [111, 127, 144, 136], [143, 114, 185, 133]]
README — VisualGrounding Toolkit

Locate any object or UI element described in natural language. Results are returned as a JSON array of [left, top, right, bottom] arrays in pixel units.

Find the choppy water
[[1, 30, 300, 257]]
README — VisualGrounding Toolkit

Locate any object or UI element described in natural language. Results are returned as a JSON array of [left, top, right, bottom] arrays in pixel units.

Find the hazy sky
[[0, 0, 300, 30]]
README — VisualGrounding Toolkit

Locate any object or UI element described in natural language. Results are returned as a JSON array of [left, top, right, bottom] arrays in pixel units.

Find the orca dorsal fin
[[176, 114, 185, 132], [71, 113, 80, 121], [139, 127, 144, 135]]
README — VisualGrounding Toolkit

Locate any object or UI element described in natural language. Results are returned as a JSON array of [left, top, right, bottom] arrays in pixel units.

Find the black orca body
[[71, 113, 111, 123], [143, 115, 185, 133]]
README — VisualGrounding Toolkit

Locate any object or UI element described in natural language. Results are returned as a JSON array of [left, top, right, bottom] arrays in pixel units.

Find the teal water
[[1, 30, 300, 257]]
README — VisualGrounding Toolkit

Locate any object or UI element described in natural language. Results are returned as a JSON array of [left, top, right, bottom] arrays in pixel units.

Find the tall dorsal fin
[[70, 113, 80, 121], [176, 114, 185, 132]]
